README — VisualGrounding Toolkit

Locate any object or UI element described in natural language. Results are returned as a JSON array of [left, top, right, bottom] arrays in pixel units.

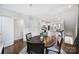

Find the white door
[[0, 16, 14, 47]]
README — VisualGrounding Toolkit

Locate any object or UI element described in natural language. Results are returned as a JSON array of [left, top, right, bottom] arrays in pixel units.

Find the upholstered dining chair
[[26, 33, 32, 41], [27, 42, 44, 54], [47, 37, 64, 54]]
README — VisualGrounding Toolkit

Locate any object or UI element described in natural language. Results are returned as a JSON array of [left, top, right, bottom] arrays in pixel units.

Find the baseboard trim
[[14, 38, 23, 43]]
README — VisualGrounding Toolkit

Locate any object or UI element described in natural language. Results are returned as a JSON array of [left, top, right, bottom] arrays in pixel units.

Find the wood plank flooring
[[4, 39, 26, 54], [3, 39, 79, 54]]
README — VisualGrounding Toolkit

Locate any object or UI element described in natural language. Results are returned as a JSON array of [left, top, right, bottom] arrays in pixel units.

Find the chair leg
[[58, 51, 60, 54], [45, 48, 48, 54], [58, 49, 60, 54], [27, 48, 30, 54], [1, 47, 4, 54], [27, 50, 30, 54]]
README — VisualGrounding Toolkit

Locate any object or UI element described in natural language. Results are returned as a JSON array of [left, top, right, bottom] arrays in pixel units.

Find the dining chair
[[27, 42, 44, 54], [1, 47, 4, 54], [47, 37, 64, 54], [26, 33, 32, 41]]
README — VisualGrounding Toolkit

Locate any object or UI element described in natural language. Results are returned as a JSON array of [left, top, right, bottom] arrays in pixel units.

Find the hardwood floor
[[4, 45, 14, 54], [14, 39, 26, 54], [62, 43, 77, 54], [3, 39, 79, 54], [4, 39, 26, 54]]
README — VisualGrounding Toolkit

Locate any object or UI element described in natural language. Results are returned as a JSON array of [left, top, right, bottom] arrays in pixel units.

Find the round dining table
[[27, 35, 56, 54]]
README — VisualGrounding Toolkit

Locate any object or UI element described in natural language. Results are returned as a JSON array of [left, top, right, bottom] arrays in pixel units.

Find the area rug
[[19, 46, 66, 54]]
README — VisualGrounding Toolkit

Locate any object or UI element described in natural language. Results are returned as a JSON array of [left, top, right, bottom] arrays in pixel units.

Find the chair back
[[26, 33, 32, 41], [58, 37, 64, 54], [27, 42, 44, 54]]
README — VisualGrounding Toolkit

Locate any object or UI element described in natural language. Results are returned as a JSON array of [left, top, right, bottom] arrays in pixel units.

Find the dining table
[[27, 35, 56, 54]]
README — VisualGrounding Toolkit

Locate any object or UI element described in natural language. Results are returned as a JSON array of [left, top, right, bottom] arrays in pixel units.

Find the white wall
[[14, 18, 23, 40], [23, 16, 41, 41], [24, 16, 40, 34], [57, 6, 78, 44], [29, 17, 40, 36], [0, 16, 14, 47], [60, 6, 78, 39], [0, 7, 26, 41]]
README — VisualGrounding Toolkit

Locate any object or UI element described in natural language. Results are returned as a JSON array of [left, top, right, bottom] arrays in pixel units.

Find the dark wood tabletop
[[27, 36, 42, 43], [27, 35, 56, 48]]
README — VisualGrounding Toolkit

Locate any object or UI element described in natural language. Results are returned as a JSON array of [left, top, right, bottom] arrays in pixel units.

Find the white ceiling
[[0, 4, 76, 18]]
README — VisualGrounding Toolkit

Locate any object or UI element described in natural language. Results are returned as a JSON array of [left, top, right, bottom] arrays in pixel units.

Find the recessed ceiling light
[[55, 16, 58, 18], [68, 5, 73, 8]]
